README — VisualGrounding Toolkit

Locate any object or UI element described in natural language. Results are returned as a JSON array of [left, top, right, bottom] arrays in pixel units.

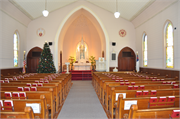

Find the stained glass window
[[14, 32, 19, 67], [165, 22, 173, 68], [143, 33, 147, 66]]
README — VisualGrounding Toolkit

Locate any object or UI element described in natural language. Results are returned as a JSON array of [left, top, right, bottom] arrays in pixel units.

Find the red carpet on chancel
[[70, 70, 92, 80]]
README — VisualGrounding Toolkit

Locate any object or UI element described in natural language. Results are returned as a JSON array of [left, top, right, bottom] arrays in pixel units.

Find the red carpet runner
[[70, 70, 92, 80]]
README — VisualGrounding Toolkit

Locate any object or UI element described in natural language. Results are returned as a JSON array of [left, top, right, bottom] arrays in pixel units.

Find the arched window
[[14, 31, 19, 67], [165, 21, 173, 68], [143, 33, 147, 67]]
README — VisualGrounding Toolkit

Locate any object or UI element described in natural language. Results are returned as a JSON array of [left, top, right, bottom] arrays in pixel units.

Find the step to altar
[[70, 70, 92, 80]]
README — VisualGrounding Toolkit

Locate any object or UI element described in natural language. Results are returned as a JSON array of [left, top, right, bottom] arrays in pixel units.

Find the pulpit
[[96, 57, 106, 72]]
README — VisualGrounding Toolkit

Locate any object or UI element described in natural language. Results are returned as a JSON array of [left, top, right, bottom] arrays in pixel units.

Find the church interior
[[0, 0, 180, 119]]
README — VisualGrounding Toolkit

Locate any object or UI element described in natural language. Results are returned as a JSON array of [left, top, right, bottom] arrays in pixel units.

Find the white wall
[[135, 1, 180, 70], [26, 0, 136, 71], [2, 0, 179, 71], [0, 1, 30, 69], [177, 0, 180, 69], [0, 1, 2, 68]]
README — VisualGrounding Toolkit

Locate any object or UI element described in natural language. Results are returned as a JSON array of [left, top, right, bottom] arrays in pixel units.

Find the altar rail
[[140, 67, 179, 78], [1, 68, 23, 76]]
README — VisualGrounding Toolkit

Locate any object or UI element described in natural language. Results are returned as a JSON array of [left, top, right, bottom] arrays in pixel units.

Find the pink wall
[[62, 14, 102, 63], [58, 8, 105, 65]]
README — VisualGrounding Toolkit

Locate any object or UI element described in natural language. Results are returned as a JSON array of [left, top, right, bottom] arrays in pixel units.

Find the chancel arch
[[55, 6, 109, 71]]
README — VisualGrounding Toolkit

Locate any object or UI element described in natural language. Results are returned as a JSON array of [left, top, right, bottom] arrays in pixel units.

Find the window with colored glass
[[143, 33, 147, 67], [14, 32, 19, 67], [165, 22, 173, 68]]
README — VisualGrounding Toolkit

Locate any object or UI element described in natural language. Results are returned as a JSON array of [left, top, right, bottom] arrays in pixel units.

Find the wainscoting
[[109, 67, 114, 72], [1, 67, 23, 76], [140, 67, 179, 78]]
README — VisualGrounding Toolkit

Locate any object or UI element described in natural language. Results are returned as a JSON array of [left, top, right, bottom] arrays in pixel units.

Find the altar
[[73, 63, 91, 70], [73, 37, 91, 70]]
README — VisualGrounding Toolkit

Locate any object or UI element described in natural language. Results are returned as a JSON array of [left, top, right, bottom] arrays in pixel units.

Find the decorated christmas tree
[[37, 42, 56, 73]]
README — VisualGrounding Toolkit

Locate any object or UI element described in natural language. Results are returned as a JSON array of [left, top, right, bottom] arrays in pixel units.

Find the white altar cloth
[[73, 63, 91, 70]]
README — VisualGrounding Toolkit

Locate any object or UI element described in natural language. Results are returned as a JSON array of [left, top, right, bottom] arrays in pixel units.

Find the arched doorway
[[27, 47, 42, 73], [118, 47, 135, 71]]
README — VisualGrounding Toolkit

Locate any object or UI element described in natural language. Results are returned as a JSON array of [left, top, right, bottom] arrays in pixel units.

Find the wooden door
[[118, 47, 135, 71], [27, 47, 42, 73]]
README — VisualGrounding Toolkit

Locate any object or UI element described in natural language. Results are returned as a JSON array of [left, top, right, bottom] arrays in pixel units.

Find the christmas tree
[[37, 42, 56, 73]]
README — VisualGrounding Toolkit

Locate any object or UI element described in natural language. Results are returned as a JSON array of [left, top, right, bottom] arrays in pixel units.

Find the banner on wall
[[22, 51, 26, 74]]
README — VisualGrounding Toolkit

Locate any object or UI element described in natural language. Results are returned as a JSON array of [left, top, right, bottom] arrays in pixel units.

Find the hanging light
[[114, 0, 120, 18], [42, 0, 49, 17]]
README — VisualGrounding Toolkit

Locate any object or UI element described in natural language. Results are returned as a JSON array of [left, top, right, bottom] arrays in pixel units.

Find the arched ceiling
[[58, 8, 105, 51]]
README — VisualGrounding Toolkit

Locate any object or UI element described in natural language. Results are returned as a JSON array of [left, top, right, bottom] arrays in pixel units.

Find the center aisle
[[58, 81, 107, 119]]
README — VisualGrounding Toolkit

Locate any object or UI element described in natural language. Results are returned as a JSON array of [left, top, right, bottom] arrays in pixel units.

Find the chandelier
[[114, 0, 120, 18], [42, 0, 49, 17]]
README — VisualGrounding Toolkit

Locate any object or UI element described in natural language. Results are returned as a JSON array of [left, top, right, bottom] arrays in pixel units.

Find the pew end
[[128, 105, 138, 119], [128, 105, 180, 119], [24, 106, 35, 119], [0, 106, 35, 119]]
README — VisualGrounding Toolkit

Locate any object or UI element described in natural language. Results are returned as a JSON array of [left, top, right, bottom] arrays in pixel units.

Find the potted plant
[[69, 56, 75, 70], [89, 56, 96, 70]]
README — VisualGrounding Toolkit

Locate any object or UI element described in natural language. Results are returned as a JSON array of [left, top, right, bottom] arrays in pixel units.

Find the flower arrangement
[[69, 56, 75, 70], [89, 56, 96, 70]]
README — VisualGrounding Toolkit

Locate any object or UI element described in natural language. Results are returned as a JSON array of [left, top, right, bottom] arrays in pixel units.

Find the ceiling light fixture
[[114, 0, 120, 18], [42, 0, 49, 17]]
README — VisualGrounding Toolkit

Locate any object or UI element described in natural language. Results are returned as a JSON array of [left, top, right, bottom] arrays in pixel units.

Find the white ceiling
[[87, 0, 155, 21], [9, 0, 176, 21], [9, 0, 78, 19]]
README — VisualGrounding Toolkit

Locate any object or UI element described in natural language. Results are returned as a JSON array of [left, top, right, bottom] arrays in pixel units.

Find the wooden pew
[[100, 81, 178, 105], [0, 95, 48, 119], [104, 84, 179, 111], [1, 73, 72, 118], [0, 85, 58, 109], [8, 74, 72, 101], [93, 73, 177, 100], [93, 72, 177, 102], [108, 88, 180, 118], [0, 82, 62, 109], [97, 77, 177, 94], [2, 79, 65, 105], [1, 78, 69, 107], [128, 105, 180, 119], [0, 107, 35, 119], [92, 72, 179, 119], [115, 94, 180, 119], [0, 89, 55, 119]]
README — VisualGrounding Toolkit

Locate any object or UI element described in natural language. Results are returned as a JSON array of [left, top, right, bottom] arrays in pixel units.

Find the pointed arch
[[13, 30, 20, 67], [142, 32, 147, 67], [164, 20, 174, 68], [54, 5, 109, 71]]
